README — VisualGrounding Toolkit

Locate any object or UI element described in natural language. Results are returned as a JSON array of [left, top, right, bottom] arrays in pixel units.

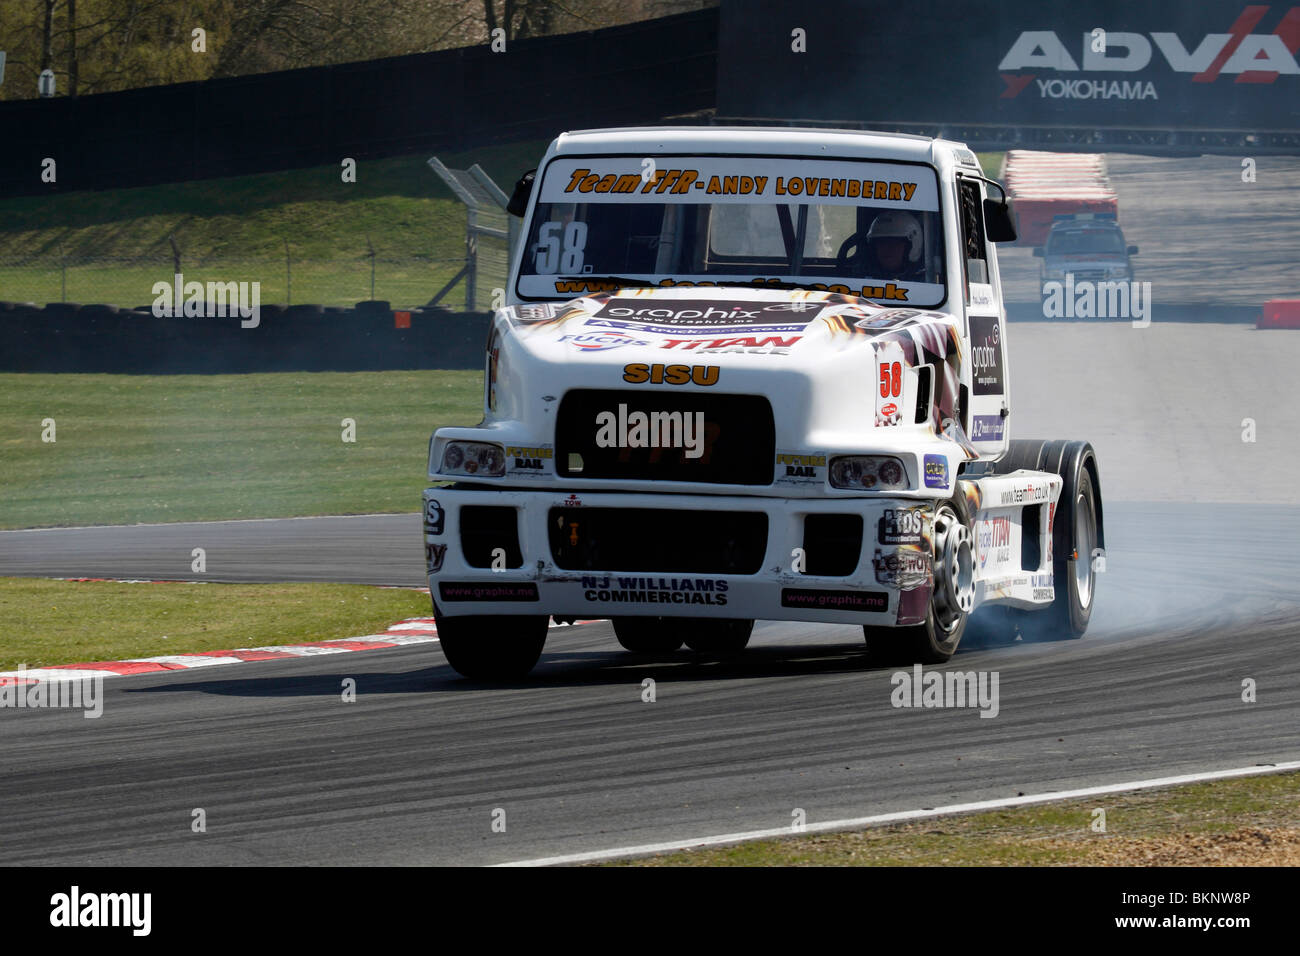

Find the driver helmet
[[866, 211, 924, 264]]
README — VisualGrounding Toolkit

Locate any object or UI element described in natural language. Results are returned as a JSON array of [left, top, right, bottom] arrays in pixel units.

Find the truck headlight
[[829, 455, 908, 490], [440, 441, 505, 477]]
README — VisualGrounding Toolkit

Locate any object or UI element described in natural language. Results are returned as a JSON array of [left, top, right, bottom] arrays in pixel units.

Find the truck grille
[[548, 507, 767, 573], [555, 390, 774, 485]]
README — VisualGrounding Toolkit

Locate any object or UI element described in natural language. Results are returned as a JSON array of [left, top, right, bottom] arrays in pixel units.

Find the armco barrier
[[1258, 299, 1300, 330], [0, 305, 490, 373]]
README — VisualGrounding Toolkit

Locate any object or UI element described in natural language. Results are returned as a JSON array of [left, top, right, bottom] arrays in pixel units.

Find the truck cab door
[[957, 175, 1009, 459]]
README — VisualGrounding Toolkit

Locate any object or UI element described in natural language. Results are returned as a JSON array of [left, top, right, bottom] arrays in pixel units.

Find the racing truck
[[422, 127, 1104, 679]]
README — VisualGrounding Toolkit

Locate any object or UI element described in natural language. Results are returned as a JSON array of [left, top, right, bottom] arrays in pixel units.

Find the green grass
[[610, 771, 1300, 866], [0, 577, 431, 670], [977, 151, 1006, 180], [0, 139, 549, 308], [0, 370, 483, 529]]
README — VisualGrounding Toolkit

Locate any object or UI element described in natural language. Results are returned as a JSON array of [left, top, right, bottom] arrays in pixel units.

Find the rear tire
[[987, 440, 1103, 643], [433, 606, 548, 679], [1023, 465, 1098, 641], [613, 617, 684, 653], [682, 618, 753, 656]]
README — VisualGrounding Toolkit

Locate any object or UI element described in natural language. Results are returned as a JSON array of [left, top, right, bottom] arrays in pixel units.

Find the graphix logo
[[998, 5, 1300, 99]]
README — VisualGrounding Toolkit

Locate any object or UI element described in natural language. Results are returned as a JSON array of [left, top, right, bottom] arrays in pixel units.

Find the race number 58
[[533, 220, 588, 274], [879, 361, 902, 398]]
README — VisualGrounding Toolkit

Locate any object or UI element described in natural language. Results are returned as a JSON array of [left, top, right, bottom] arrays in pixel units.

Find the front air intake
[[548, 507, 767, 573], [460, 505, 523, 568], [801, 514, 864, 576], [555, 390, 775, 485]]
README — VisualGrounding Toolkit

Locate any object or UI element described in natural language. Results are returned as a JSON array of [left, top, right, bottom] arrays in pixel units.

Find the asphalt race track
[[1, 496, 1298, 865], [0, 513, 426, 586]]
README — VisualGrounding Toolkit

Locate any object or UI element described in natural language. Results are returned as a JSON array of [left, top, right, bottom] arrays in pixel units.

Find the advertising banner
[[719, 0, 1300, 132]]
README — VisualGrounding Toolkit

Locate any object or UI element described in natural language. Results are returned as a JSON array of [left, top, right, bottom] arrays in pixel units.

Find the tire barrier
[[1002, 151, 1119, 247], [1258, 299, 1300, 330]]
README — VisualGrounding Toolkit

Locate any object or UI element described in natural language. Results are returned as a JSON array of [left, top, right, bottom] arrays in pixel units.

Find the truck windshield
[[1047, 228, 1126, 255], [517, 155, 946, 307]]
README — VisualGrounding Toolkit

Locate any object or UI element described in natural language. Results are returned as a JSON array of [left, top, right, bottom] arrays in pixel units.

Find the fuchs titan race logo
[[557, 331, 651, 352], [998, 7, 1300, 100], [977, 515, 1012, 569]]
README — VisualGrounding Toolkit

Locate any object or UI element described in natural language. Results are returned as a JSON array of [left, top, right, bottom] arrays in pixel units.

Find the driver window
[[958, 179, 989, 289]]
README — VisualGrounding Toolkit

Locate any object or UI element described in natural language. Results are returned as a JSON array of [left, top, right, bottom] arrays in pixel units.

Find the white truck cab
[[422, 127, 1104, 679]]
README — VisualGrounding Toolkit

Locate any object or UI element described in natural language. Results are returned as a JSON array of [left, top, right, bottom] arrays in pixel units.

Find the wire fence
[[0, 254, 494, 311]]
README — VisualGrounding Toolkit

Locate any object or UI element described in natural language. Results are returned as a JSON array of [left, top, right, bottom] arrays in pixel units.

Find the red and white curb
[[0, 618, 598, 685]]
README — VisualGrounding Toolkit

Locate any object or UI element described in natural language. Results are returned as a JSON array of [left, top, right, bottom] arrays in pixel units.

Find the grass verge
[[0, 139, 549, 308], [977, 151, 1007, 180], [609, 770, 1300, 865], [0, 370, 483, 529], [0, 577, 431, 671]]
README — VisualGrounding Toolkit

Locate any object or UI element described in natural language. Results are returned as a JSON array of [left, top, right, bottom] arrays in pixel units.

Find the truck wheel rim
[[1074, 489, 1096, 608], [933, 505, 975, 630]]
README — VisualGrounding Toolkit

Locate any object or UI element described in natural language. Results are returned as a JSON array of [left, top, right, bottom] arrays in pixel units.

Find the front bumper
[[422, 486, 935, 626]]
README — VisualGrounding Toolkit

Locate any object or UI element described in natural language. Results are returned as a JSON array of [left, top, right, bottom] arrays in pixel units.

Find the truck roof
[[551, 126, 979, 169]]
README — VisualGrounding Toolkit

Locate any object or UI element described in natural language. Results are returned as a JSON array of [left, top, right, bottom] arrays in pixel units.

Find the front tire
[[863, 491, 975, 664], [433, 606, 549, 679]]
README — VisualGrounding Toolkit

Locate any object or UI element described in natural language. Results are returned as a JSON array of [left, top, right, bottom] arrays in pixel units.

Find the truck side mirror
[[983, 197, 1018, 243], [1127, 245, 1139, 255], [507, 169, 536, 218]]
